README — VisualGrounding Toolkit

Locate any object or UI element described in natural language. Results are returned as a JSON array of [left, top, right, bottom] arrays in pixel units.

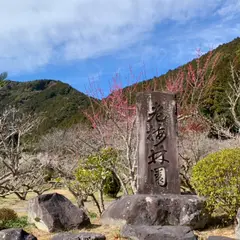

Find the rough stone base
[[0, 228, 37, 240], [51, 232, 106, 240], [120, 224, 197, 240], [101, 194, 208, 229]]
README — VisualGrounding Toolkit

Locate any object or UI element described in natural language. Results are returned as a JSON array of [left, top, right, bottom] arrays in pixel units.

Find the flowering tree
[[163, 49, 221, 192], [83, 50, 221, 194], [84, 71, 142, 194], [164, 49, 221, 133]]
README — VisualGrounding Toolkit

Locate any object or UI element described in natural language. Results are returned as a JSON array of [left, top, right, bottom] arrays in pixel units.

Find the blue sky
[[1, 0, 240, 96]]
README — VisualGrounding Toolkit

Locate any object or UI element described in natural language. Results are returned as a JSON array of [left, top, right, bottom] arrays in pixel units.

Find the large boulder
[[28, 193, 90, 232], [51, 232, 106, 240], [120, 224, 197, 240], [101, 194, 208, 229], [0, 228, 37, 240]]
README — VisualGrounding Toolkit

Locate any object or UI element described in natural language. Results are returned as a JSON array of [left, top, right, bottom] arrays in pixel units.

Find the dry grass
[[0, 189, 124, 239], [0, 189, 76, 217], [26, 223, 123, 240], [195, 225, 235, 239], [0, 189, 237, 239]]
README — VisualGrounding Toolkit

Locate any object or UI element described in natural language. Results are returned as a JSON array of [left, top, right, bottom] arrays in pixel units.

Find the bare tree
[[226, 63, 240, 130], [179, 129, 240, 193], [179, 131, 215, 193], [37, 125, 102, 205], [0, 106, 52, 199]]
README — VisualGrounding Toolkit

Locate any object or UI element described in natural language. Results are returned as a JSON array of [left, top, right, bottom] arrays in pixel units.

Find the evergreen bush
[[191, 148, 240, 219]]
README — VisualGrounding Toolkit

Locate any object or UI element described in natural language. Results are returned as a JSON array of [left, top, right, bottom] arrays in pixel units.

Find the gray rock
[[236, 208, 240, 239], [0, 228, 37, 240], [51, 232, 106, 240], [120, 224, 197, 240], [28, 193, 90, 232], [101, 194, 208, 229], [207, 236, 236, 240]]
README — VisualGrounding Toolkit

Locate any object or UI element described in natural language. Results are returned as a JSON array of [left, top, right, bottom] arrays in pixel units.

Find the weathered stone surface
[[101, 194, 208, 229], [28, 193, 90, 232], [207, 236, 236, 240], [51, 232, 106, 240], [136, 92, 180, 195], [236, 208, 240, 239], [0, 228, 37, 240], [120, 224, 197, 240]]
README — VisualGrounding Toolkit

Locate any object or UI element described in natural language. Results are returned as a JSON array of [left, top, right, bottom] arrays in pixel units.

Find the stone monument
[[136, 92, 180, 194], [101, 91, 209, 240]]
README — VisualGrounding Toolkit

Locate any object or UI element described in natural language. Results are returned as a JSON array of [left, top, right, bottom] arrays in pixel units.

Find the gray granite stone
[[120, 224, 197, 240], [101, 194, 208, 229], [136, 92, 180, 194]]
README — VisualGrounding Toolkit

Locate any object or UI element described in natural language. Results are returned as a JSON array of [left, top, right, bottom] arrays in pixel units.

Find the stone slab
[[0, 228, 37, 240], [51, 232, 106, 240], [136, 92, 180, 194], [120, 224, 197, 240], [101, 194, 208, 230]]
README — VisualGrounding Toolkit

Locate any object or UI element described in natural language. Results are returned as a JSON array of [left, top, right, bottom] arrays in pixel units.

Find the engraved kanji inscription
[[147, 122, 166, 146], [147, 102, 166, 122], [146, 101, 169, 186], [136, 92, 180, 194], [152, 167, 166, 186], [148, 148, 168, 165]]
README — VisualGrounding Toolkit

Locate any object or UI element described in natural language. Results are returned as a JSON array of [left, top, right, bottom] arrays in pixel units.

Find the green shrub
[[103, 171, 121, 198], [88, 211, 97, 219], [1, 216, 28, 229], [191, 148, 240, 219], [0, 208, 29, 230]]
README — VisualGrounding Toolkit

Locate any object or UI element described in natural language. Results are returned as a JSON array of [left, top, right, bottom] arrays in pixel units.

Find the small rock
[[0, 228, 37, 240], [120, 224, 197, 240], [28, 193, 90, 232], [51, 232, 106, 240], [101, 194, 208, 229]]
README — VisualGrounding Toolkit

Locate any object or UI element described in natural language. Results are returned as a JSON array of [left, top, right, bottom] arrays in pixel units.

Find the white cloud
[[0, 0, 234, 74], [217, 0, 240, 19]]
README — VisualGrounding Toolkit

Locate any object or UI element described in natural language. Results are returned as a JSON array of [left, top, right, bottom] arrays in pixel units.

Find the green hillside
[[0, 37, 239, 139], [0, 79, 91, 136], [126, 37, 240, 127]]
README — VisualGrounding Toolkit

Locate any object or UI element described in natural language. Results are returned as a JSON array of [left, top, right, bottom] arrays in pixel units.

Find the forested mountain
[[0, 79, 91, 136], [0, 37, 239, 138], [127, 37, 240, 125]]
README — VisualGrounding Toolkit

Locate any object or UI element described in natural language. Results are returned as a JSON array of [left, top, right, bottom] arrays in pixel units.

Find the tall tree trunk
[[76, 196, 85, 208], [68, 186, 85, 208], [90, 193, 102, 215], [98, 189, 105, 212], [130, 179, 137, 194]]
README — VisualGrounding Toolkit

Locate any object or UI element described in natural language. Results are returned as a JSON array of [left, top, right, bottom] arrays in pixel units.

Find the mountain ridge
[[0, 79, 92, 136], [1, 37, 240, 138]]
